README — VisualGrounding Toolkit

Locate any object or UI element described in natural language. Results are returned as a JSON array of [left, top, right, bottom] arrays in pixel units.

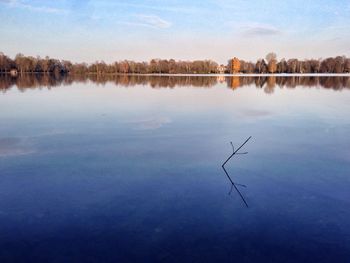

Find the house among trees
[[217, 64, 227, 74]]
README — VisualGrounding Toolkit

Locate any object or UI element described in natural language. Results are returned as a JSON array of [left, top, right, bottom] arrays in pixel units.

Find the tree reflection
[[0, 74, 350, 93]]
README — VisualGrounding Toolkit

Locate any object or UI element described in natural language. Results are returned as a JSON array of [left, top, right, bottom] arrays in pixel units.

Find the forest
[[0, 52, 350, 75]]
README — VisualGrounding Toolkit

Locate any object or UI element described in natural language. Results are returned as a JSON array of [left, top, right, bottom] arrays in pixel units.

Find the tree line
[[1, 52, 350, 75], [0, 52, 219, 75], [230, 52, 350, 74]]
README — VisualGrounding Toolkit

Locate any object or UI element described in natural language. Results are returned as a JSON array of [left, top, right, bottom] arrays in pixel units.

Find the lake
[[0, 75, 350, 262]]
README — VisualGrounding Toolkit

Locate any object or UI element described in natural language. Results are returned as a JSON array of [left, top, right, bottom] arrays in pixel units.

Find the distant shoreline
[[1, 52, 349, 75]]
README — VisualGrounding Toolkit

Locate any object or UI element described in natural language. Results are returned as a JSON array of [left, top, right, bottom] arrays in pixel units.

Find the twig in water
[[222, 136, 252, 207], [222, 136, 252, 167]]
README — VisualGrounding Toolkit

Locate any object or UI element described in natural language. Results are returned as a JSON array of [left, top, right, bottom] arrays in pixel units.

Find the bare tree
[[265, 52, 277, 63]]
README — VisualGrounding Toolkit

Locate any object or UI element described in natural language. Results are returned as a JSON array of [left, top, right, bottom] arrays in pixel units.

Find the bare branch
[[221, 136, 252, 207], [222, 136, 251, 167]]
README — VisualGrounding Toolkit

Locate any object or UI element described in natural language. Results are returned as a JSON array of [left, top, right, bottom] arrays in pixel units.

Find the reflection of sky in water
[[0, 79, 350, 262]]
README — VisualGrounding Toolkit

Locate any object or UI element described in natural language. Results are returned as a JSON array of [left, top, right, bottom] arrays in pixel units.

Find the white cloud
[[3, 0, 68, 14], [242, 26, 281, 37], [134, 14, 172, 29], [89, 2, 200, 14], [228, 22, 282, 37]]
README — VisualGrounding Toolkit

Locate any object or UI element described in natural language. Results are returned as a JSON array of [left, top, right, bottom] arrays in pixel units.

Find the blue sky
[[1, 0, 350, 63]]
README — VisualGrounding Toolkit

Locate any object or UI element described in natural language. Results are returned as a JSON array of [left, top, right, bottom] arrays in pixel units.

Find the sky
[[0, 0, 350, 64]]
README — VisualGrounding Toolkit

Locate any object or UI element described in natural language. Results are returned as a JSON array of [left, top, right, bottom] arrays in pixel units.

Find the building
[[217, 64, 227, 74]]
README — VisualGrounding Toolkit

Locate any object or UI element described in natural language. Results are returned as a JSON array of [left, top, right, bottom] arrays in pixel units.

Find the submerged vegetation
[[1, 52, 350, 75]]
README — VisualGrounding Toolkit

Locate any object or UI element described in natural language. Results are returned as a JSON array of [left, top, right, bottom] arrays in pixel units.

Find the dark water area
[[0, 75, 350, 262]]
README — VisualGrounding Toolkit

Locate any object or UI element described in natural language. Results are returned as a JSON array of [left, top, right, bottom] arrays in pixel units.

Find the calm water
[[0, 75, 350, 262]]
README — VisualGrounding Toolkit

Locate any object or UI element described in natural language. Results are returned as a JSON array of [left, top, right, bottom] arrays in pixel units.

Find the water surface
[[0, 75, 350, 262]]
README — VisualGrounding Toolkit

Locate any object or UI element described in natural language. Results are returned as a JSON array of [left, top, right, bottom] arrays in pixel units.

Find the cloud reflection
[[131, 117, 172, 130], [0, 137, 35, 157]]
